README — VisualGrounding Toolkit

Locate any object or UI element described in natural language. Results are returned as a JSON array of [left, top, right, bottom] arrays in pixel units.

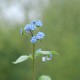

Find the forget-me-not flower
[[36, 32, 45, 40], [31, 36, 37, 43], [24, 24, 36, 33], [35, 20, 43, 27], [42, 54, 52, 62], [42, 56, 47, 62]]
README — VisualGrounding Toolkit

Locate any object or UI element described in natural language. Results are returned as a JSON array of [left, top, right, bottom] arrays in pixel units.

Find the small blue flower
[[36, 32, 45, 40], [24, 24, 36, 33], [42, 56, 47, 62], [42, 53, 52, 62], [31, 36, 37, 43], [35, 20, 43, 27]]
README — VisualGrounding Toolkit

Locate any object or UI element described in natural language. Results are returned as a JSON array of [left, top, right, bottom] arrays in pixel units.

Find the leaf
[[35, 50, 59, 57], [38, 51, 51, 55], [35, 51, 51, 57], [51, 51, 59, 55], [38, 75, 52, 80], [12, 55, 32, 64]]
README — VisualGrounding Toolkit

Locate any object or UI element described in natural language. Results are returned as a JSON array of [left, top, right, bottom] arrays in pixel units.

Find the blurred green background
[[0, 0, 80, 80]]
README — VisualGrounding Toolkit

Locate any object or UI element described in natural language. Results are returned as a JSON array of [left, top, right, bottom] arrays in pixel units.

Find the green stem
[[32, 44, 35, 80], [31, 32, 35, 80]]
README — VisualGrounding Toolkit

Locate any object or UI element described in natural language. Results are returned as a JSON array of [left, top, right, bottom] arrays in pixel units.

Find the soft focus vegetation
[[0, 0, 80, 80]]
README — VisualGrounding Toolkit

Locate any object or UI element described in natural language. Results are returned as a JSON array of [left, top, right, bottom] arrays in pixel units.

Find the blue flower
[[42, 54, 52, 62], [35, 20, 43, 27], [24, 24, 36, 33], [42, 56, 47, 62], [36, 32, 45, 40], [31, 36, 37, 43]]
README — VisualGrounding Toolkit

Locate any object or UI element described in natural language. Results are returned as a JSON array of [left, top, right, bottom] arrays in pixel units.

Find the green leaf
[[35, 50, 59, 58], [35, 51, 50, 57], [12, 55, 32, 64], [51, 51, 59, 55], [38, 75, 52, 80]]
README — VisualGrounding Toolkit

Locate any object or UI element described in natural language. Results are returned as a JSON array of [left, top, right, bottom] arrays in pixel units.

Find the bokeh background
[[0, 0, 80, 80]]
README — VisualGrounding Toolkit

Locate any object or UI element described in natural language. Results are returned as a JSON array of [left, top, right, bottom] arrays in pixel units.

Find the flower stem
[[32, 44, 35, 80]]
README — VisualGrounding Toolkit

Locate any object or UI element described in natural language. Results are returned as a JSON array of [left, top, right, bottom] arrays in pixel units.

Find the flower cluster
[[22, 20, 45, 44], [20, 20, 53, 62], [36, 32, 45, 40], [42, 54, 52, 62], [24, 20, 42, 34], [31, 32, 45, 43], [24, 24, 36, 33]]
